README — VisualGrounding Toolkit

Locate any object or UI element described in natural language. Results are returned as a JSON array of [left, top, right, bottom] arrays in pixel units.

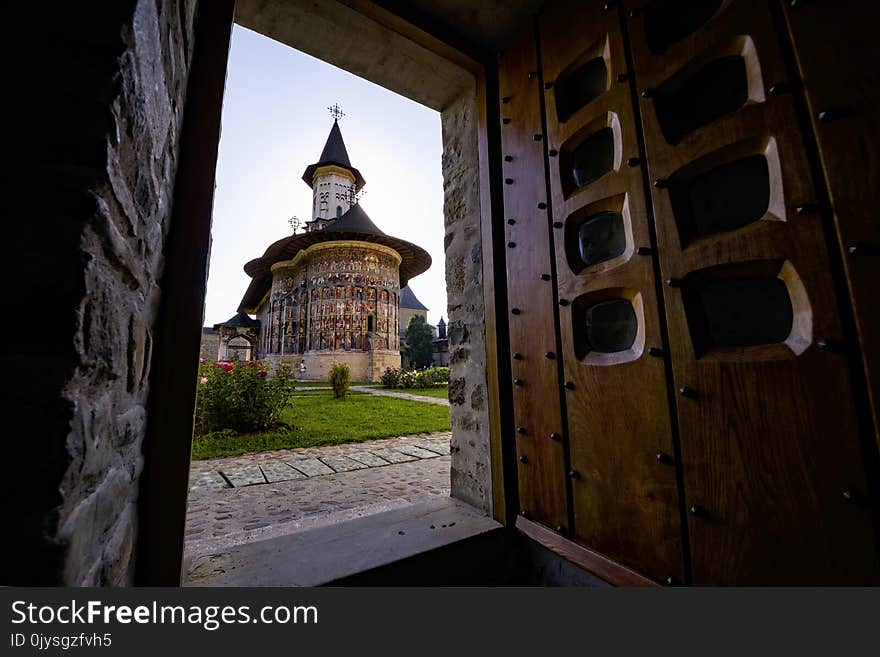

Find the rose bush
[[380, 366, 450, 389], [194, 359, 295, 435]]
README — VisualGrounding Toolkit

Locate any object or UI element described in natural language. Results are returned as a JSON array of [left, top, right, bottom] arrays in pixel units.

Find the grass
[[392, 386, 449, 400], [192, 388, 450, 460]]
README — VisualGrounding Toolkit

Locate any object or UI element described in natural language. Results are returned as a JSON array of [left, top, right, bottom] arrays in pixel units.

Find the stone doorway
[[178, 12, 486, 584]]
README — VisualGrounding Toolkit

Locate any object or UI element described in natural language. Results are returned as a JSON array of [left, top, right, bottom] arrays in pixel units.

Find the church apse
[[264, 242, 400, 357]]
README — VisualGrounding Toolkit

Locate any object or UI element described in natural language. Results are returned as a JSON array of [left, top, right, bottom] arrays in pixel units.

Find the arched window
[[367, 315, 375, 333], [336, 205, 342, 218]]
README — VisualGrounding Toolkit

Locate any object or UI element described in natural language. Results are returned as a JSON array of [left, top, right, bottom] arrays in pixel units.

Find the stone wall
[[199, 329, 220, 362], [400, 306, 428, 334], [2, 0, 196, 585], [441, 90, 493, 514], [286, 350, 401, 382]]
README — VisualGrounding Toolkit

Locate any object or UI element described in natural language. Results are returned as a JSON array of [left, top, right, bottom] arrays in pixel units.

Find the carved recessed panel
[[681, 260, 810, 359], [578, 211, 626, 268], [671, 154, 770, 242], [561, 126, 615, 195], [655, 56, 748, 144], [555, 57, 608, 123], [644, 0, 724, 54], [572, 289, 644, 364]]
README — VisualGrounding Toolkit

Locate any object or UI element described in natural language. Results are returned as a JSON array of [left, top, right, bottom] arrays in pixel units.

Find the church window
[[336, 205, 342, 218]]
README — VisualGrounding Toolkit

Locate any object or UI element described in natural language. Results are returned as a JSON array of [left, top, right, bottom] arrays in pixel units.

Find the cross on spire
[[328, 103, 345, 121], [346, 183, 366, 206]]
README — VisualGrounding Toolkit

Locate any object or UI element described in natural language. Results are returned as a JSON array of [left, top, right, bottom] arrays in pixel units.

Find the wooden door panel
[[780, 0, 880, 450], [539, 0, 685, 583], [498, 26, 569, 532], [626, 0, 879, 584]]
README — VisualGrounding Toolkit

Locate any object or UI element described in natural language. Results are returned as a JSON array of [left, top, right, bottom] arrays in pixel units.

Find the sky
[[204, 25, 447, 327]]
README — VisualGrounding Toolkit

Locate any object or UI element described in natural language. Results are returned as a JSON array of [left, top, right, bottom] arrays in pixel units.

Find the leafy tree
[[405, 315, 435, 369]]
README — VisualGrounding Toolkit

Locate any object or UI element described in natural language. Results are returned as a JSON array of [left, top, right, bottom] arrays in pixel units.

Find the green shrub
[[194, 359, 295, 435], [328, 362, 351, 399], [381, 367, 400, 388], [380, 366, 450, 389]]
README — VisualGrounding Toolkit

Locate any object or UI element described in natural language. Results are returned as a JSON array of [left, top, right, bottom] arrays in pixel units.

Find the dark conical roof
[[318, 120, 351, 167], [437, 317, 446, 326], [399, 285, 428, 311], [302, 119, 365, 190], [213, 311, 261, 330], [325, 203, 383, 235]]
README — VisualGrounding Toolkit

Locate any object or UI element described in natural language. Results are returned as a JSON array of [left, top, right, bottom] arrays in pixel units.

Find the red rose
[[259, 370, 268, 377]]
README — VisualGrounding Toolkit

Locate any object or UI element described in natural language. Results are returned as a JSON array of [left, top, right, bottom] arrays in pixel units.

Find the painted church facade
[[207, 116, 435, 381]]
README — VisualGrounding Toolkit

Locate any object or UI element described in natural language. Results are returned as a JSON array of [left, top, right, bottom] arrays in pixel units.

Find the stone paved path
[[184, 432, 451, 561], [350, 385, 450, 406]]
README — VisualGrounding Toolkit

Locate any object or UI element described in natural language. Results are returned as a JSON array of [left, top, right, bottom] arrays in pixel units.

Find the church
[[204, 112, 441, 381]]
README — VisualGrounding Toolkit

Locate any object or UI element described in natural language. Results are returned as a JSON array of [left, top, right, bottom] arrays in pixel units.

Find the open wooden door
[[497, 0, 879, 585]]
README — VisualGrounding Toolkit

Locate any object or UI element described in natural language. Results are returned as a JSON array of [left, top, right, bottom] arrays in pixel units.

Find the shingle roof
[[399, 285, 428, 311], [213, 312, 261, 330], [325, 203, 383, 236], [301, 120, 365, 190]]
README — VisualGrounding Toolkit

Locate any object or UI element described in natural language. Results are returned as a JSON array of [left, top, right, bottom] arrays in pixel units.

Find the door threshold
[[184, 497, 500, 586]]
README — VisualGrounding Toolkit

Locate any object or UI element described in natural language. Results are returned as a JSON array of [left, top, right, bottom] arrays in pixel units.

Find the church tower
[[237, 106, 431, 382], [301, 108, 365, 232]]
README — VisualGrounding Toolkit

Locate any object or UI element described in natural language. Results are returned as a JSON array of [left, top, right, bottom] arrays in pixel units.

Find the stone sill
[[184, 497, 500, 587]]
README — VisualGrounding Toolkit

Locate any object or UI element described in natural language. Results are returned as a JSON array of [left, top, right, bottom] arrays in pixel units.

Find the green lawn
[[394, 386, 449, 400], [191, 389, 450, 460]]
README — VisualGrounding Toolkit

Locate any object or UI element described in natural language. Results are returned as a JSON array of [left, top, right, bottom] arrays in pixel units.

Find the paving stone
[[371, 449, 418, 463], [347, 451, 391, 468], [189, 471, 230, 490], [393, 445, 441, 459], [289, 458, 335, 477], [260, 462, 307, 483], [415, 441, 451, 456], [221, 466, 265, 487], [321, 456, 368, 472]]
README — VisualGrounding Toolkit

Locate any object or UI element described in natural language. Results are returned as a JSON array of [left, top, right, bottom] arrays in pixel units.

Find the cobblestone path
[[184, 432, 451, 560]]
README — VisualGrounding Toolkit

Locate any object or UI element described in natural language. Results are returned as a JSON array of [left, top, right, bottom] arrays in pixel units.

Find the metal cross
[[346, 184, 366, 206], [328, 103, 345, 120], [288, 215, 300, 233]]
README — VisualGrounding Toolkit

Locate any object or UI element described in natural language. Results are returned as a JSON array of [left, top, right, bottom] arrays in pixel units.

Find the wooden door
[[538, 0, 685, 584], [779, 0, 880, 451], [498, 25, 569, 533], [497, 0, 879, 586], [625, 0, 879, 584]]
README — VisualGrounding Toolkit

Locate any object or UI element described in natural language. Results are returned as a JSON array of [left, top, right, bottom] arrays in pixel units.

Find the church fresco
[[263, 245, 401, 356]]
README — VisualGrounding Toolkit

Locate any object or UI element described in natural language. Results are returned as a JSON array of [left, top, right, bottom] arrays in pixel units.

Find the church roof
[[437, 317, 446, 326], [213, 311, 261, 330], [325, 203, 383, 235], [301, 120, 366, 190], [238, 204, 431, 312], [399, 285, 428, 311]]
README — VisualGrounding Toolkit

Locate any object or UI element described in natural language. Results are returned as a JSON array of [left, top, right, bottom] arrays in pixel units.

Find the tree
[[404, 315, 435, 369]]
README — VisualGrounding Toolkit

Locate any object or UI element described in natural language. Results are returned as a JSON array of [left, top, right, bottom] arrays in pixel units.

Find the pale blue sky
[[204, 25, 447, 326]]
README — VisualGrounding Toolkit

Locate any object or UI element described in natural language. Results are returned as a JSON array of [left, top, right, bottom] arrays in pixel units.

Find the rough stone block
[[393, 445, 441, 459], [347, 451, 391, 468], [371, 449, 417, 464], [320, 456, 368, 473], [221, 466, 266, 487], [260, 462, 307, 483], [289, 458, 335, 477]]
